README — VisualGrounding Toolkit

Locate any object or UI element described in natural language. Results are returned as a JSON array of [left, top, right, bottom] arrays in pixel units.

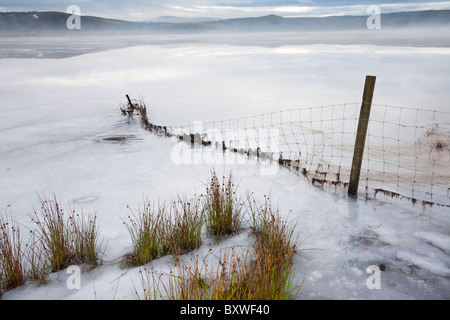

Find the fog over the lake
[[1, 32, 450, 129], [1, 7, 450, 301]]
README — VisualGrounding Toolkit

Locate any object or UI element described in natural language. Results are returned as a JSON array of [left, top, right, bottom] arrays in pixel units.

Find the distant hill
[[150, 16, 220, 23], [206, 11, 450, 31], [0, 11, 143, 32], [0, 10, 449, 34]]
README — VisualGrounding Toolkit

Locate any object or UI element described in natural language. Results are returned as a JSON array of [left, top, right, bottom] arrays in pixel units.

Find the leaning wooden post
[[348, 75, 376, 196], [126, 94, 133, 108]]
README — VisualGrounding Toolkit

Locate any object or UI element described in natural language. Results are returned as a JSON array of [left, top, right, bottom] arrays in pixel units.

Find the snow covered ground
[[1, 35, 449, 300]]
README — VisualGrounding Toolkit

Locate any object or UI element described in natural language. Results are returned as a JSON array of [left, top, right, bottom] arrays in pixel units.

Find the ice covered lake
[[1, 32, 449, 300]]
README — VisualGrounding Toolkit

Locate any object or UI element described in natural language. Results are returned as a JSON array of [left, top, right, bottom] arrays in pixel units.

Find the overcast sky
[[1, 0, 450, 20]]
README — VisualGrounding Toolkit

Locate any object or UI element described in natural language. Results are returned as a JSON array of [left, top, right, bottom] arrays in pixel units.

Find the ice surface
[[0, 37, 449, 300]]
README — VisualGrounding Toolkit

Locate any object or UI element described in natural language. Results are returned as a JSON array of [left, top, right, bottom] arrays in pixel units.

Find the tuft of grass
[[137, 249, 249, 300], [123, 196, 205, 267], [0, 213, 25, 292], [29, 195, 104, 273], [175, 249, 250, 300], [204, 171, 244, 239], [141, 194, 301, 300], [165, 196, 205, 256], [23, 229, 51, 283], [248, 196, 300, 299], [30, 196, 71, 272], [122, 201, 166, 267], [68, 210, 103, 268]]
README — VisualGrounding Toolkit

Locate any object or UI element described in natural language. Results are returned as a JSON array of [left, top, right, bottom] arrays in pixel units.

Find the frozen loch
[[0, 34, 450, 300]]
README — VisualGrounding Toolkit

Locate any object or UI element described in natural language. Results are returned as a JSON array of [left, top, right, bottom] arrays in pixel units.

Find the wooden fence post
[[126, 94, 133, 108], [348, 75, 376, 196]]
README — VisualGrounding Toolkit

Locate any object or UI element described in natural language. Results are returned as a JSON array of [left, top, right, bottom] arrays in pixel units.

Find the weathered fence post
[[126, 94, 133, 108], [348, 75, 376, 196]]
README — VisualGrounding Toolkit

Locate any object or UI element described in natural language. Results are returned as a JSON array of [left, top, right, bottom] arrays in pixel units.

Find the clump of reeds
[[204, 171, 244, 239], [167, 249, 251, 300], [2, 171, 301, 300], [136, 248, 249, 300], [248, 195, 300, 299], [125, 170, 246, 268], [123, 196, 205, 267], [0, 212, 51, 293], [140, 194, 300, 300], [69, 211, 102, 267], [29, 195, 104, 273], [23, 228, 51, 283], [166, 196, 205, 256], [0, 213, 25, 292], [122, 201, 165, 267]]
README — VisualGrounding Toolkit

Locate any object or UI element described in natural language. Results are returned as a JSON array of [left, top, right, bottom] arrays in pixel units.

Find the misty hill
[[0, 11, 143, 32], [1, 10, 449, 34], [216, 11, 450, 31], [150, 16, 220, 23]]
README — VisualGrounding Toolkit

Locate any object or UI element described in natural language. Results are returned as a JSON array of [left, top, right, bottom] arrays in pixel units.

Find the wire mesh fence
[[121, 95, 450, 209], [362, 103, 449, 208]]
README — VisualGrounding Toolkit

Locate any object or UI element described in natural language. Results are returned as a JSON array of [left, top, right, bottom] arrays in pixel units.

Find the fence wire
[[121, 96, 450, 209], [362, 104, 449, 208]]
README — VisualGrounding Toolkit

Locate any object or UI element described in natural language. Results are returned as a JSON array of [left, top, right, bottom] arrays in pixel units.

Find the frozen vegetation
[[0, 33, 449, 300]]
